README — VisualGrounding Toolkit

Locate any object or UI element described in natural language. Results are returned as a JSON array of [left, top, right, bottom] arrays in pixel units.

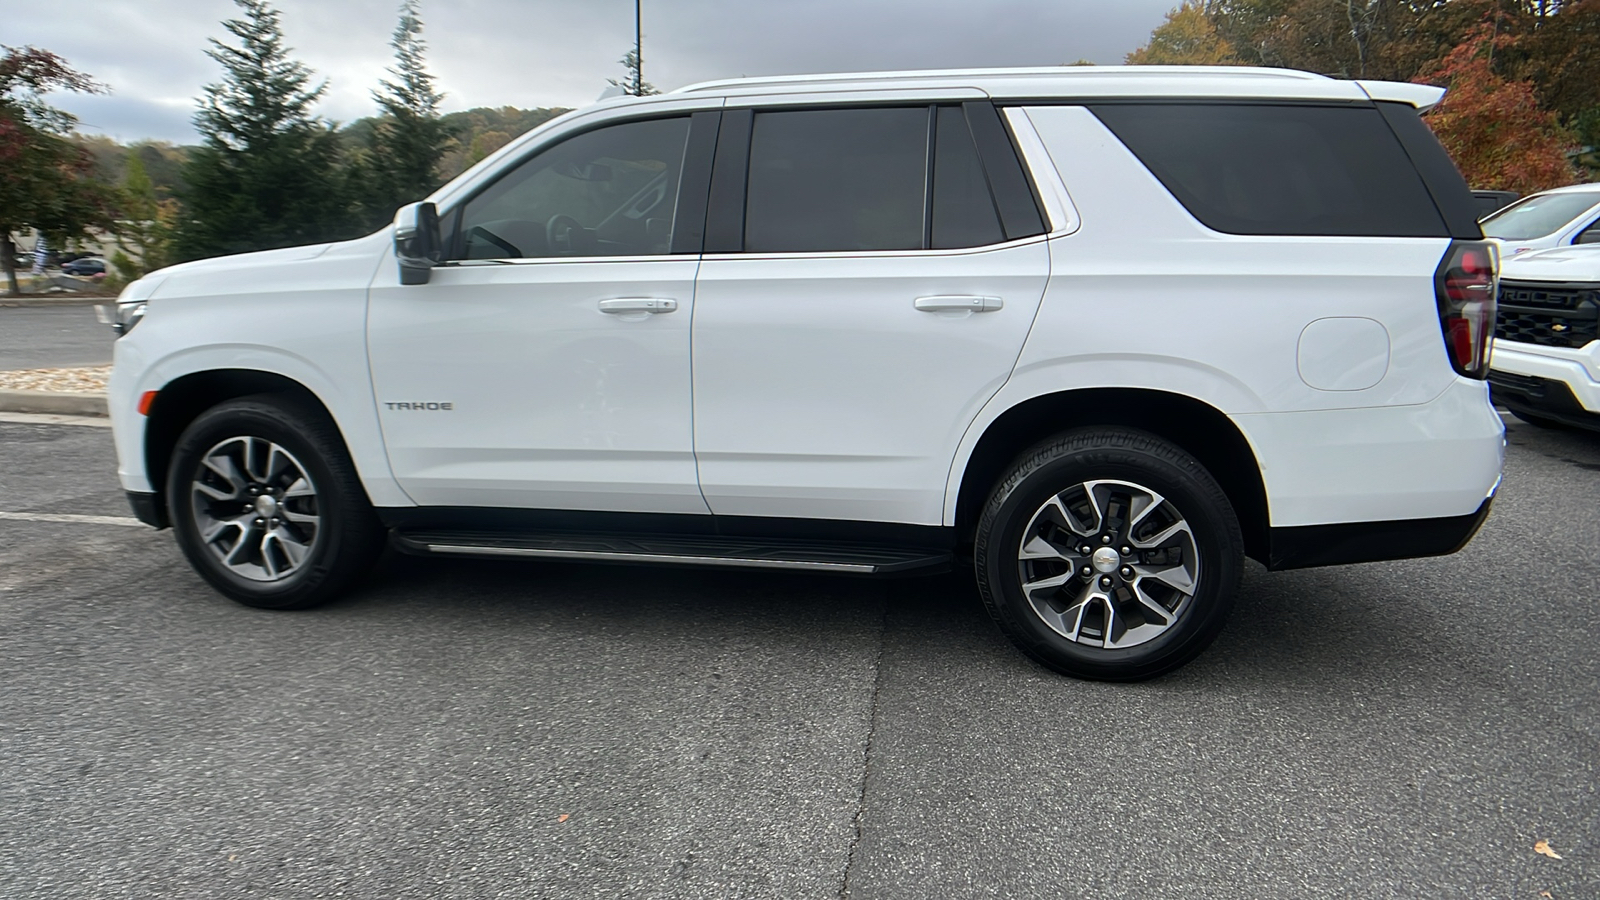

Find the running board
[[391, 529, 951, 575]]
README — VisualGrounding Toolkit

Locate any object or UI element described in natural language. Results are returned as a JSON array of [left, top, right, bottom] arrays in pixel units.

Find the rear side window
[[724, 104, 1031, 254], [744, 107, 927, 253], [1090, 104, 1449, 238]]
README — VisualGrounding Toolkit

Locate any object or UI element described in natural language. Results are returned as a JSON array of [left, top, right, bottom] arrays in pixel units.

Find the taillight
[[1433, 240, 1498, 379]]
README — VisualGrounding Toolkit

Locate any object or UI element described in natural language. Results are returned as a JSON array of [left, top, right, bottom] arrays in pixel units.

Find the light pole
[[634, 0, 643, 97]]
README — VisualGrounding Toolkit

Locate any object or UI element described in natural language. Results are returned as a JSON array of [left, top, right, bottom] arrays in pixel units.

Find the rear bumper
[[1265, 496, 1493, 571]]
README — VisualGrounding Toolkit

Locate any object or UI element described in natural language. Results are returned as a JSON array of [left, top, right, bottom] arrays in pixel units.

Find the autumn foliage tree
[[1415, 23, 1578, 193], [1127, 2, 1240, 65], [0, 46, 118, 295]]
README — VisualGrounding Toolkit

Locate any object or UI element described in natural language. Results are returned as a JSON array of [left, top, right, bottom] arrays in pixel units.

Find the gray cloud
[[7, 0, 1178, 144]]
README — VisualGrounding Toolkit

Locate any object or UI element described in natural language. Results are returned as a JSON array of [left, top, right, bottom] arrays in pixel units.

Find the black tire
[[974, 428, 1243, 681], [166, 394, 384, 609]]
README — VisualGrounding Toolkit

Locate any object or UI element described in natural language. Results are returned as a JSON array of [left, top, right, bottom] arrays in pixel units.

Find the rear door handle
[[598, 298, 678, 314], [914, 296, 1003, 313]]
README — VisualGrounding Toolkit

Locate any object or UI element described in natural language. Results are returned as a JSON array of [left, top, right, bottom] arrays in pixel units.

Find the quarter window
[[451, 116, 690, 260], [1091, 103, 1449, 238], [932, 106, 1005, 249]]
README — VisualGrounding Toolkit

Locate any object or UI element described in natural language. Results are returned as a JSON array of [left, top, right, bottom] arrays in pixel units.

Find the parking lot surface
[[0, 305, 113, 371], [1, 415, 1595, 898]]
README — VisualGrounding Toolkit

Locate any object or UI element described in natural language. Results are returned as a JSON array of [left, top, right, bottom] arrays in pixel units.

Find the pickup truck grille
[[1494, 281, 1599, 349]]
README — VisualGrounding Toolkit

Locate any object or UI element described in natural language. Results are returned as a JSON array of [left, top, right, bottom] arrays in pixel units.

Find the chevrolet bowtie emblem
[[1551, 323, 1569, 332]]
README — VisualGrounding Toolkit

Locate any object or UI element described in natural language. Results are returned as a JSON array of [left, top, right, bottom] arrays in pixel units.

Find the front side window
[[451, 116, 690, 260]]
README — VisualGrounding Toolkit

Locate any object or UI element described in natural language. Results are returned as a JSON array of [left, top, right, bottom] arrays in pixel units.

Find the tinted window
[[453, 116, 689, 260], [744, 108, 927, 253], [932, 106, 1005, 249], [1091, 104, 1448, 237], [1480, 192, 1600, 241]]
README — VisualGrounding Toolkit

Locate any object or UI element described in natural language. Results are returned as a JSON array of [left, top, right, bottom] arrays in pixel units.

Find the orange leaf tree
[[1415, 22, 1578, 193]]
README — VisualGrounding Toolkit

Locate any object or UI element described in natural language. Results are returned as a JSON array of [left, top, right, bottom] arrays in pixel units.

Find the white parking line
[[0, 511, 145, 527], [0, 411, 111, 427]]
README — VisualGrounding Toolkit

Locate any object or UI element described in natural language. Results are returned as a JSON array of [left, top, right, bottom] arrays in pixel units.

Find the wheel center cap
[[1091, 546, 1121, 574], [254, 495, 280, 518]]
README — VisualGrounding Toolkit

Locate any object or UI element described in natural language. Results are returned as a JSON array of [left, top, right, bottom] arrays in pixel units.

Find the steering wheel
[[546, 214, 589, 257]]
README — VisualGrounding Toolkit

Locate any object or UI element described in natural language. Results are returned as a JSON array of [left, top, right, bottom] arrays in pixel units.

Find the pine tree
[[176, 0, 356, 260], [365, 0, 453, 225], [609, 49, 659, 97]]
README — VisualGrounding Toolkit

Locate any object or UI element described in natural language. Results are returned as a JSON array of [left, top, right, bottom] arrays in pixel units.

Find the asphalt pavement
[[0, 305, 114, 370], [1, 414, 1595, 898]]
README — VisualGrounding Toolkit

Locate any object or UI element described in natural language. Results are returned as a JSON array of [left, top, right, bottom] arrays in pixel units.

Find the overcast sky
[[5, 0, 1180, 144]]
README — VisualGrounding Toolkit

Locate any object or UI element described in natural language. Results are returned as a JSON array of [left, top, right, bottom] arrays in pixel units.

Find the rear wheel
[[166, 395, 384, 609], [974, 428, 1243, 681]]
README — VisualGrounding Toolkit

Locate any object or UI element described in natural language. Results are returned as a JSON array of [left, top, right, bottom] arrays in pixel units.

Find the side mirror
[[394, 201, 442, 285]]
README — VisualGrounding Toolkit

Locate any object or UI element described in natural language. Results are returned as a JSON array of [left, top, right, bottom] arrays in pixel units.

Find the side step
[[391, 529, 952, 575]]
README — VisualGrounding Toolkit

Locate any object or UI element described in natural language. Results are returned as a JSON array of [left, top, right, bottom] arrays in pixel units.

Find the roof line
[[673, 65, 1333, 95]]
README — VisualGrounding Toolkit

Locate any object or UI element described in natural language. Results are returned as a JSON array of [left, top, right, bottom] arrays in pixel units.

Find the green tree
[[176, 0, 356, 261], [111, 153, 176, 280], [609, 49, 658, 96], [363, 0, 453, 225], [1127, 2, 1241, 65], [0, 46, 119, 295]]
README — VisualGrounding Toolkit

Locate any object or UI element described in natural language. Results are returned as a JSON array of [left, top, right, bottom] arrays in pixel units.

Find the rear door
[[690, 100, 1051, 525]]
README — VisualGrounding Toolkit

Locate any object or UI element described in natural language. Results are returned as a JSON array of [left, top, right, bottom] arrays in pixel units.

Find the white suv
[[105, 67, 1505, 680]]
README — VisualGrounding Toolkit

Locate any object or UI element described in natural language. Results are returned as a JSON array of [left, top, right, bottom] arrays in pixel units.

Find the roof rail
[[673, 65, 1332, 95]]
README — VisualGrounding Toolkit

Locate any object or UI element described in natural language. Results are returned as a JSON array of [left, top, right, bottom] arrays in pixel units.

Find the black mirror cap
[[394, 201, 442, 285]]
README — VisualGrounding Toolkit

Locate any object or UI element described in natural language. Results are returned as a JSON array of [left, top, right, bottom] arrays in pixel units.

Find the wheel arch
[[951, 388, 1271, 564], [142, 370, 341, 522]]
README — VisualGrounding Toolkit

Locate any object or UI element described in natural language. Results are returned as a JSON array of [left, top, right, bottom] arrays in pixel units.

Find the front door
[[367, 114, 711, 514]]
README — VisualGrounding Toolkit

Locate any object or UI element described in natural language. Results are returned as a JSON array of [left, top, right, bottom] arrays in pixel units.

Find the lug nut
[[1121, 566, 1133, 577], [1079, 544, 1092, 555], [254, 518, 264, 525], [1121, 546, 1132, 556], [1081, 566, 1092, 576], [1101, 535, 1112, 544], [1099, 576, 1113, 588]]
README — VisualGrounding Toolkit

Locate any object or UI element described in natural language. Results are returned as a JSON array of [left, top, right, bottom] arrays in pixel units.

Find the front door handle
[[598, 298, 678, 314], [914, 295, 1003, 313]]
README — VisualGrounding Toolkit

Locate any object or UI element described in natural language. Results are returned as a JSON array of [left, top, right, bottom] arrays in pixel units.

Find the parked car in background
[[1489, 244, 1600, 432], [1480, 184, 1600, 255], [102, 66, 1504, 681], [1471, 189, 1520, 219], [61, 257, 107, 276]]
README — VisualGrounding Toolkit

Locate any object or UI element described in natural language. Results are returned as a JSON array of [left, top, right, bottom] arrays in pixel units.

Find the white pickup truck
[[1489, 244, 1600, 431]]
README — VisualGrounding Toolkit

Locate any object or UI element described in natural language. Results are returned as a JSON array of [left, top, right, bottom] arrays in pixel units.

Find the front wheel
[[974, 428, 1244, 681], [166, 394, 385, 610]]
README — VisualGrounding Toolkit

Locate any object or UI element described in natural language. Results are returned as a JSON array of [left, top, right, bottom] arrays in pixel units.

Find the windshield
[[1481, 191, 1600, 241]]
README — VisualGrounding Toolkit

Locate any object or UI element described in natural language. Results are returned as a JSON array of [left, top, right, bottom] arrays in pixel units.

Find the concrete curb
[[0, 389, 109, 417]]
